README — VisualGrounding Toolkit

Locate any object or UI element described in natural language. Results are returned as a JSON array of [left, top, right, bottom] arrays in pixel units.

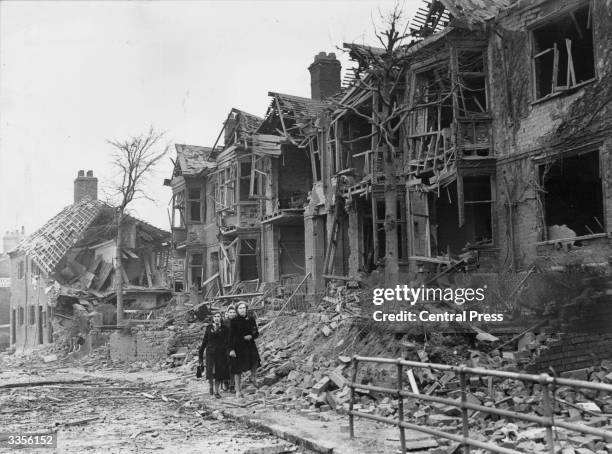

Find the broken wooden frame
[[212, 165, 236, 212], [348, 356, 612, 454], [531, 3, 595, 101], [171, 189, 186, 229], [406, 45, 490, 180]]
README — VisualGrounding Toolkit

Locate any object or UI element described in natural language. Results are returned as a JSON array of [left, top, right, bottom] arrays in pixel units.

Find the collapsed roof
[[440, 0, 520, 26], [12, 198, 109, 274], [258, 92, 330, 144], [12, 197, 169, 276], [173, 144, 216, 176]]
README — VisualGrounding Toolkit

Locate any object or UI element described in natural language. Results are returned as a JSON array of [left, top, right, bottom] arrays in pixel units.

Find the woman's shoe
[[214, 393, 222, 399]]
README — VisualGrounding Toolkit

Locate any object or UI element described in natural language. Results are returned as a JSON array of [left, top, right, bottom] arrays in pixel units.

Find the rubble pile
[[241, 314, 612, 453]]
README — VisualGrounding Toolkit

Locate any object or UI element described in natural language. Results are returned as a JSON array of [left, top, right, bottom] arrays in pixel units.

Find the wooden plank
[[213, 292, 264, 300], [93, 261, 113, 290], [144, 258, 153, 288]]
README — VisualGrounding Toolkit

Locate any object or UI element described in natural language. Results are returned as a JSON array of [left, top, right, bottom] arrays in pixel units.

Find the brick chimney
[[2, 228, 25, 254], [74, 169, 98, 203], [308, 52, 341, 100]]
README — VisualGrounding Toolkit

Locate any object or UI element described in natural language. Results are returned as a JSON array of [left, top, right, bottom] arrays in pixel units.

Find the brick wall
[[9, 253, 52, 349], [109, 328, 172, 363], [527, 333, 612, 373]]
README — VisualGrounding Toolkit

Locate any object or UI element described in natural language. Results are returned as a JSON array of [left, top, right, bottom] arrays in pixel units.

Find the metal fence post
[[349, 356, 358, 438], [540, 374, 556, 454], [459, 366, 471, 454], [397, 360, 406, 454]]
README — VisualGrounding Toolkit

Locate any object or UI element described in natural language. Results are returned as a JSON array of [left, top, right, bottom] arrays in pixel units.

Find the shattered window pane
[[532, 6, 594, 99]]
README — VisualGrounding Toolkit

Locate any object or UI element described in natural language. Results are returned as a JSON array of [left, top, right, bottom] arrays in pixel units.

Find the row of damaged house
[[8, 171, 171, 350], [165, 53, 336, 300], [166, 0, 612, 305]]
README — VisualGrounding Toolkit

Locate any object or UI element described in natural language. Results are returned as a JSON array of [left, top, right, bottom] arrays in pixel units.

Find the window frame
[[536, 147, 605, 241], [186, 185, 204, 223], [187, 251, 204, 291], [214, 165, 237, 212], [530, 3, 596, 102], [172, 189, 186, 229], [457, 172, 496, 246], [250, 154, 269, 199]]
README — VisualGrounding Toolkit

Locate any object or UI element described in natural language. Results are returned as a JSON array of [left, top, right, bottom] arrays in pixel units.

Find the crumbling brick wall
[[488, 0, 612, 269], [527, 333, 612, 374], [109, 328, 172, 363]]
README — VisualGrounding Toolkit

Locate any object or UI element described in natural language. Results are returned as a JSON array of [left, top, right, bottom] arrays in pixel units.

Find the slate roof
[[175, 144, 216, 176]]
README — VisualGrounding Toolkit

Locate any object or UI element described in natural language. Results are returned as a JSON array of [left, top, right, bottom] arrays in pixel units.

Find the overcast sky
[[0, 0, 419, 244]]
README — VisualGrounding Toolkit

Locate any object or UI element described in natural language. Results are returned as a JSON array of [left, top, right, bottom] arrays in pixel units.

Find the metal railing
[[348, 356, 612, 454]]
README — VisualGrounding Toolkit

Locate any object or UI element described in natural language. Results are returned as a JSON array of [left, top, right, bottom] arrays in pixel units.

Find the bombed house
[[166, 63, 337, 300], [163, 0, 612, 307], [307, 0, 612, 285], [8, 171, 170, 350]]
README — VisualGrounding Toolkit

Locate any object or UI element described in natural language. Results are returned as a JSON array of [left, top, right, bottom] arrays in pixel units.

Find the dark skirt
[[230, 342, 260, 374], [205, 348, 230, 381]]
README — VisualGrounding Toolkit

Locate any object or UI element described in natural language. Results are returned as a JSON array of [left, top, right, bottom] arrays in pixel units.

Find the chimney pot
[[78, 170, 85, 177], [86, 170, 93, 177]]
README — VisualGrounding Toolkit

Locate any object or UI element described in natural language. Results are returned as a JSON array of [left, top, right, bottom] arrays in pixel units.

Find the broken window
[[210, 251, 219, 276], [458, 175, 494, 244], [238, 239, 259, 281], [374, 198, 408, 261], [456, 50, 488, 116], [430, 176, 494, 256], [187, 186, 203, 223], [338, 114, 374, 178], [31, 261, 42, 277], [539, 149, 604, 239], [214, 165, 236, 212], [219, 239, 237, 287], [532, 5, 594, 100], [239, 160, 252, 202], [29, 305, 36, 326], [250, 155, 268, 198], [172, 190, 186, 228], [187, 252, 203, 291], [408, 65, 454, 176]]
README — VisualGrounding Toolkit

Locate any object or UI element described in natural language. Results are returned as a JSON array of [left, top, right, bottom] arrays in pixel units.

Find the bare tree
[[339, 5, 413, 285], [107, 127, 168, 325]]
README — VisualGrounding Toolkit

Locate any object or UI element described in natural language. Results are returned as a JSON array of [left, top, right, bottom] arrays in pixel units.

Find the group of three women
[[197, 302, 261, 398]]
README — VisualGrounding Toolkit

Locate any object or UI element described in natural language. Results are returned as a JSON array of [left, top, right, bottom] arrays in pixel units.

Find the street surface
[[0, 360, 308, 454]]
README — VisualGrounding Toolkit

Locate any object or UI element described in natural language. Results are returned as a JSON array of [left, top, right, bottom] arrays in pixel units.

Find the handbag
[[196, 365, 204, 378]]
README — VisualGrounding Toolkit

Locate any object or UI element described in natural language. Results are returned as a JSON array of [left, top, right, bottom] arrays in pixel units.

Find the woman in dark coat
[[228, 301, 261, 398], [223, 305, 237, 392], [198, 312, 230, 398]]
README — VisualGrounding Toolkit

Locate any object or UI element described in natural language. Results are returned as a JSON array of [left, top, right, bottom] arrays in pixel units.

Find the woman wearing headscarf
[[198, 312, 230, 398], [228, 301, 261, 398]]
